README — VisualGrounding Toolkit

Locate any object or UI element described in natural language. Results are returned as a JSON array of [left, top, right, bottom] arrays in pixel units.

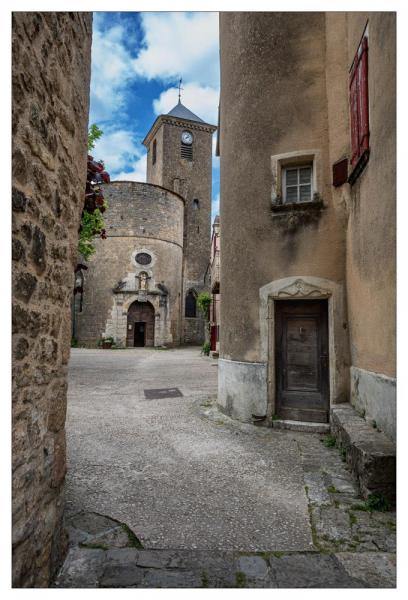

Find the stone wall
[[75, 182, 184, 347], [12, 12, 92, 586], [145, 116, 216, 344]]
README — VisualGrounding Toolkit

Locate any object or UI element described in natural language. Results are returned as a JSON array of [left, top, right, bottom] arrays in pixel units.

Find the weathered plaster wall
[[12, 12, 92, 586], [218, 12, 395, 433], [344, 13, 396, 379], [219, 12, 346, 365], [324, 13, 396, 436], [76, 182, 184, 346]]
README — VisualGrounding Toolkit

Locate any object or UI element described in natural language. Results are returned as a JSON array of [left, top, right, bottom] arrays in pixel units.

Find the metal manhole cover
[[144, 387, 183, 400]]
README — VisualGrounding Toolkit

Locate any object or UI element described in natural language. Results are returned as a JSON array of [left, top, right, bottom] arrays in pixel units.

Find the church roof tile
[[167, 101, 204, 123]]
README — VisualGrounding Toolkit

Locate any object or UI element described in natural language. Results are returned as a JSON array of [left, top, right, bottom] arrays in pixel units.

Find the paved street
[[63, 347, 396, 587], [66, 347, 312, 551]]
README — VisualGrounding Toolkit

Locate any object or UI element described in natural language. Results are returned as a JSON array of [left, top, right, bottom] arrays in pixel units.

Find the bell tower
[[143, 100, 217, 343]]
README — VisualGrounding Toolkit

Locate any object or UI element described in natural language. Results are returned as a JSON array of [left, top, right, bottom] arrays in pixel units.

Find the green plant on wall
[[88, 124, 103, 150], [78, 207, 107, 260], [78, 125, 110, 261], [197, 291, 211, 317]]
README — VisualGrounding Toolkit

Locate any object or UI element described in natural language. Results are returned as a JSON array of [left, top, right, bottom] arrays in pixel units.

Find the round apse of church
[[135, 252, 152, 266]]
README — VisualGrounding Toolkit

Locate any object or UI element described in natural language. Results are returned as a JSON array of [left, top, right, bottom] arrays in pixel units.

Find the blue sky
[[90, 12, 220, 220]]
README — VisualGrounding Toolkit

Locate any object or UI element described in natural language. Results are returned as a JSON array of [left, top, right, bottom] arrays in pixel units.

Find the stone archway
[[126, 301, 155, 347]]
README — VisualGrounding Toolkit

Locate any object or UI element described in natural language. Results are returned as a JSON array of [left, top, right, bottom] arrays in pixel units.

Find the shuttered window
[[349, 34, 369, 178], [181, 142, 193, 161], [283, 166, 312, 204]]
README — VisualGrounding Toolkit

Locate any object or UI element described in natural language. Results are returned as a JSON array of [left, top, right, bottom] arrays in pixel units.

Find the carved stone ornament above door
[[274, 278, 331, 299]]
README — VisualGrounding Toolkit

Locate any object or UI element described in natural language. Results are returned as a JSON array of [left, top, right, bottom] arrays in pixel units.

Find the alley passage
[[66, 347, 313, 551]]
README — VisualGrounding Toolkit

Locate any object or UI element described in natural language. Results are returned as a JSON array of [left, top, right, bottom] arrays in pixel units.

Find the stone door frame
[[106, 294, 163, 348], [259, 276, 350, 421]]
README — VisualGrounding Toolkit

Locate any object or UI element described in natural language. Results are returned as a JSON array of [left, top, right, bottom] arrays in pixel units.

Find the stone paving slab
[[54, 510, 396, 588], [54, 546, 395, 588]]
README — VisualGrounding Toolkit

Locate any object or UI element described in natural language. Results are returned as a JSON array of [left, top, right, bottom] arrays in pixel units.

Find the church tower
[[143, 99, 217, 343]]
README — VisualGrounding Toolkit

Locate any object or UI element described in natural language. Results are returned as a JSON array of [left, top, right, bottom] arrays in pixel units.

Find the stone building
[[218, 12, 396, 441], [12, 12, 92, 586], [75, 102, 216, 347]]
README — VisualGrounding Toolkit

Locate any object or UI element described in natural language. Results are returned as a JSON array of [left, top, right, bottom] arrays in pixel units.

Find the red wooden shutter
[[349, 34, 369, 170], [358, 37, 369, 155], [349, 57, 360, 167]]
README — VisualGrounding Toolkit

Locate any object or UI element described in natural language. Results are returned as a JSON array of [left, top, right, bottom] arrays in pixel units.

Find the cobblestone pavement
[[60, 347, 396, 588]]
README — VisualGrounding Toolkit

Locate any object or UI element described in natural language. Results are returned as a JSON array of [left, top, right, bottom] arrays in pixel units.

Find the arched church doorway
[[126, 301, 155, 347]]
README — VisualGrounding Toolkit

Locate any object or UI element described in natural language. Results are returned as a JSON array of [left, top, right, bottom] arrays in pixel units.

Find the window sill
[[271, 199, 324, 213]]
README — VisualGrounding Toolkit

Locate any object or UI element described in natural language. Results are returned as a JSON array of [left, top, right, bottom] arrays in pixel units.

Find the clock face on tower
[[181, 130, 193, 145]]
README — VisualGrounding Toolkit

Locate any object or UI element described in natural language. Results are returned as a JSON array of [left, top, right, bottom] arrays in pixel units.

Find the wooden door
[[134, 322, 146, 347], [275, 300, 329, 423], [126, 301, 155, 347], [210, 325, 217, 351]]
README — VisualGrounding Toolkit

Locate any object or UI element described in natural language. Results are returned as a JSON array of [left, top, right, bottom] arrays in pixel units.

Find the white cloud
[[90, 18, 134, 122], [91, 129, 140, 172], [114, 154, 147, 183], [133, 12, 219, 89], [91, 128, 146, 182], [153, 83, 219, 125]]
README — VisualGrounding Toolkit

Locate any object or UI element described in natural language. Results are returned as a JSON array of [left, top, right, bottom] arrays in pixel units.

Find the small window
[[283, 165, 312, 204], [185, 291, 196, 318], [181, 142, 193, 161], [152, 139, 157, 165], [193, 199, 200, 209], [135, 252, 152, 266]]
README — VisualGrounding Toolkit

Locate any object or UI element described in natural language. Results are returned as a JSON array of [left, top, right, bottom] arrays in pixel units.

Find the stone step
[[272, 419, 330, 433], [331, 404, 396, 505]]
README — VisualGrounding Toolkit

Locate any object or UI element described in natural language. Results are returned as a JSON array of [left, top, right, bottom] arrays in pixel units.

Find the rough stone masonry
[[12, 12, 92, 587]]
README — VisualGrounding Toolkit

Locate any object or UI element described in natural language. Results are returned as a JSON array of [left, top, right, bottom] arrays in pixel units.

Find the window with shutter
[[349, 33, 369, 183]]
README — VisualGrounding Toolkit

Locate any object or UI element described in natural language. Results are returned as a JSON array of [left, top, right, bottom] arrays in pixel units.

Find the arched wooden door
[[126, 301, 155, 347]]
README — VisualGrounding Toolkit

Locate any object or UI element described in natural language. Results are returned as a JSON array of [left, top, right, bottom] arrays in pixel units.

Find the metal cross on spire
[[178, 77, 184, 103]]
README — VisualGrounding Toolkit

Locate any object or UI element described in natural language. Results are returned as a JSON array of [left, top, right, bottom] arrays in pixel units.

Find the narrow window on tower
[[152, 139, 157, 165], [193, 199, 200, 209], [185, 290, 197, 318]]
